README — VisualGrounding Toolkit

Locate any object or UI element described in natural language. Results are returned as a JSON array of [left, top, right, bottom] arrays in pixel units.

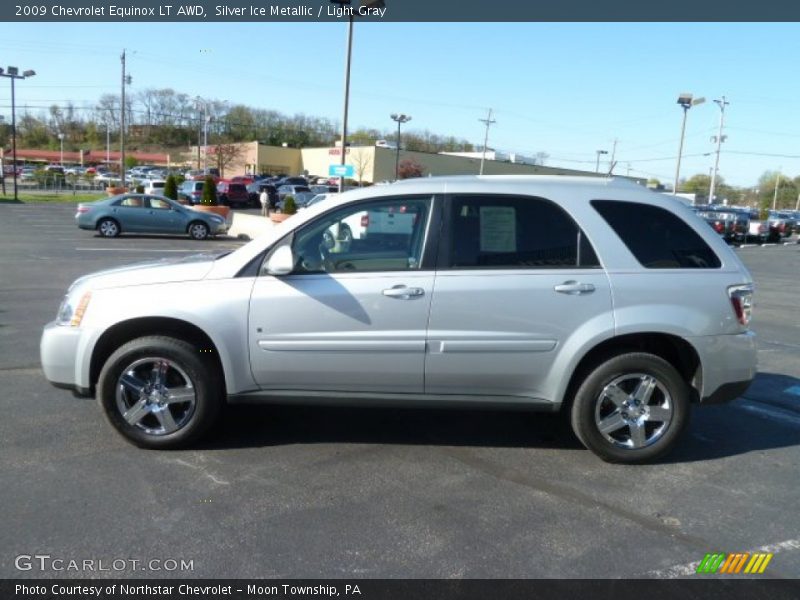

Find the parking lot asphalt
[[1, 202, 799, 579]]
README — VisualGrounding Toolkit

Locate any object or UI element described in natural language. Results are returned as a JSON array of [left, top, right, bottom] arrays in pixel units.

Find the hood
[[70, 252, 221, 292]]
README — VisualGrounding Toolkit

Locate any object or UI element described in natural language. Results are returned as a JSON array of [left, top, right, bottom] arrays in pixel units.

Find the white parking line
[[646, 538, 800, 578], [734, 399, 800, 427]]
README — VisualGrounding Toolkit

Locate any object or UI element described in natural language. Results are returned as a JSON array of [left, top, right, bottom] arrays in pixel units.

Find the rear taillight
[[713, 221, 724, 233], [728, 284, 754, 327], [360, 214, 369, 227], [77, 206, 90, 213]]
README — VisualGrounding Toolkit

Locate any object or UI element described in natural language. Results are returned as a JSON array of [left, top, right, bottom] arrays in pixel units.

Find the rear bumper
[[692, 331, 757, 404]]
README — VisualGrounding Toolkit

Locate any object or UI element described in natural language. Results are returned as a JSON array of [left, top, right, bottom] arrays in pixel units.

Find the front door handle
[[382, 285, 425, 299], [554, 281, 595, 295]]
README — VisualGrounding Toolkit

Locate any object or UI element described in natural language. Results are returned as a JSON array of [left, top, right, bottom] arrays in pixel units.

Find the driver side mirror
[[265, 244, 295, 276]]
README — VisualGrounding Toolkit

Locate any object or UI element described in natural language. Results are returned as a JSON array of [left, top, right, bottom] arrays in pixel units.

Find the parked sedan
[[76, 194, 228, 240]]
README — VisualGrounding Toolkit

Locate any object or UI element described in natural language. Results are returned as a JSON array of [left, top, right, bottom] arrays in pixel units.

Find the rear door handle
[[382, 285, 425, 299], [554, 281, 595, 295]]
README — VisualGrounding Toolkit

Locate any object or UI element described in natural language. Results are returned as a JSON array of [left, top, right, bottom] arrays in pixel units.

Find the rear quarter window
[[592, 199, 721, 269]]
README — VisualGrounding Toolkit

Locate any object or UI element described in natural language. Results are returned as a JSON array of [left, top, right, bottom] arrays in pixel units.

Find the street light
[[595, 149, 608, 173], [58, 133, 65, 165], [673, 93, 705, 195], [0, 66, 36, 201], [390, 113, 411, 180]]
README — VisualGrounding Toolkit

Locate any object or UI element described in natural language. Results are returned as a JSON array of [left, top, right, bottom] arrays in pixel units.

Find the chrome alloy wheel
[[115, 357, 197, 436], [593, 373, 673, 449]]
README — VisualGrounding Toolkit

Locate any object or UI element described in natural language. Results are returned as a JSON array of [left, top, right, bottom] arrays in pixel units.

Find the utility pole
[[708, 96, 729, 204], [120, 50, 127, 187], [478, 108, 495, 175], [772, 170, 781, 210], [608, 138, 618, 175], [338, 14, 354, 193]]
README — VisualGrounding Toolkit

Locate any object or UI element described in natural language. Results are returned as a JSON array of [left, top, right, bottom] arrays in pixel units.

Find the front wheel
[[570, 352, 690, 463], [188, 221, 210, 240], [97, 336, 223, 449]]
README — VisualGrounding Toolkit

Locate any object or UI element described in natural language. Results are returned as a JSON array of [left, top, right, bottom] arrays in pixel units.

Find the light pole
[[595, 150, 608, 173], [390, 113, 411, 180], [708, 96, 729, 204], [332, 0, 385, 192], [0, 66, 36, 201], [478, 108, 496, 175], [673, 93, 705, 195], [58, 133, 65, 165]]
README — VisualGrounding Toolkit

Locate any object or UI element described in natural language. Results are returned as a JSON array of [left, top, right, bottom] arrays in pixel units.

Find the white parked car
[[41, 176, 757, 462], [143, 179, 167, 195]]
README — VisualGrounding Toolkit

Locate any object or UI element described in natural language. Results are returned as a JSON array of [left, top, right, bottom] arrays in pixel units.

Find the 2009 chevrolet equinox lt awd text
[[41, 176, 757, 463]]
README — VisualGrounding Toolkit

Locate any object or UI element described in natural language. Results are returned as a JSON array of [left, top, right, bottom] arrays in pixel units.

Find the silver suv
[[40, 176, 757, 463]]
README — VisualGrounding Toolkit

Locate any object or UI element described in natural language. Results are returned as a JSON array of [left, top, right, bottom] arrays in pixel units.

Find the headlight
[[210, 216, 225, 224], [56, 291, 91, 327]]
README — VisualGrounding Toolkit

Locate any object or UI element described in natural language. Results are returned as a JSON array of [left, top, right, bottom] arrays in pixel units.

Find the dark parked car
[[696, 209, 748, 244], [217, 182, 250, 208], [768, 211, 797, 239], [247, 181, 279, 209]]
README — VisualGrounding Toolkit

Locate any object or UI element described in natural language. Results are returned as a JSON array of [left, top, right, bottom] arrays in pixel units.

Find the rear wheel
[[188, 221, 210, 240], [97, 218, 120, 238], [570, 352, 690, 463], [97, 336, 223, 449]]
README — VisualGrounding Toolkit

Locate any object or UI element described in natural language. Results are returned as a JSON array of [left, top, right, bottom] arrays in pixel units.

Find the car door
[[144, 196, 184, 233], [424, 194, 614, 400], [248, 195, 437, 393], [110, 195, 150, 233]]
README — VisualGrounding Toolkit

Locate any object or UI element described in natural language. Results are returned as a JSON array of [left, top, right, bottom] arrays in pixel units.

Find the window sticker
[[479, 206, 516, 252]]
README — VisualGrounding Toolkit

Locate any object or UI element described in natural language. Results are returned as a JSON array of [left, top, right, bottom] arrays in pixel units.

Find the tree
[[350, 148, 373, 185], [200, 175, 218, 205], [757, 170, 797, 210], [398, 158, 425, 179], [124, 156, 139, 169], [164, 174, 178, 200], [211, 143, 245, 177]]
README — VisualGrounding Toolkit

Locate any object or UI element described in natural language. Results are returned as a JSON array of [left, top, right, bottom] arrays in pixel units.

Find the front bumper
[[40, 321, 85, 392]]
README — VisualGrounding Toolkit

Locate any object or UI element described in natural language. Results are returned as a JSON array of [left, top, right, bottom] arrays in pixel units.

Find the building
[[189, 142, 646, 185]]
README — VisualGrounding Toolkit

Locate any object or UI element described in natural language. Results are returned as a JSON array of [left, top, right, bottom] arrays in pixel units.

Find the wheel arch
[[560, 332, 702, 411], [89, 317, 226, 395]]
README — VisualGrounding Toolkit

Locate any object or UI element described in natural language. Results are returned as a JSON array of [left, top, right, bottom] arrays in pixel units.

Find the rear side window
[[592, 200, 721, 269], [449, 195, 599, 269]]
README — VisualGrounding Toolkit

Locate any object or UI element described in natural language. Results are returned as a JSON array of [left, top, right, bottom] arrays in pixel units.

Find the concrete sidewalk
[[226, 211, 276, 240]]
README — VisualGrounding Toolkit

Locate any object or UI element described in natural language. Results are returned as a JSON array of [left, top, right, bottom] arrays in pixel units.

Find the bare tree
[[350, 148, 373, 185]]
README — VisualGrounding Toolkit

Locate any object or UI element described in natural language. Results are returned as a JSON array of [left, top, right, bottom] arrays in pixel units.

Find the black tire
[[97, 336, 223, 449], [188, 221, 210, 240], [570, 352, 690, 464], [97, 218, 120, 238]]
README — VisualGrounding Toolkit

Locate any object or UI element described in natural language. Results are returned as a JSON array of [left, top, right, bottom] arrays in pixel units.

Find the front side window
[[449, 195, 599, 269], [288, 197, 432, 274], [147, 197, 171, 210], [592, 200, 721, 269]]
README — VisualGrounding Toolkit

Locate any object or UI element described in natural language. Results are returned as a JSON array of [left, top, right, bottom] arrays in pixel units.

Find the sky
[[1, 22, 800, 188]]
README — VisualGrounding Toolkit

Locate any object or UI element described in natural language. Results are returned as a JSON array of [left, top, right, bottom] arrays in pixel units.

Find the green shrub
[[200, 175, 218, 206], [282, 195, 297, 215], [164, 174, 178, 200]]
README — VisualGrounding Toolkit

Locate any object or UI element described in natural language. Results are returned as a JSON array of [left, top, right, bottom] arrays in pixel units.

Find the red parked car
[[216, 181, 251, 208]]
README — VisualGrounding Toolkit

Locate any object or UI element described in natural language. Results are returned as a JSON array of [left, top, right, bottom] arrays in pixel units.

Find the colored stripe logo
[[696, 552, 773, 574]]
